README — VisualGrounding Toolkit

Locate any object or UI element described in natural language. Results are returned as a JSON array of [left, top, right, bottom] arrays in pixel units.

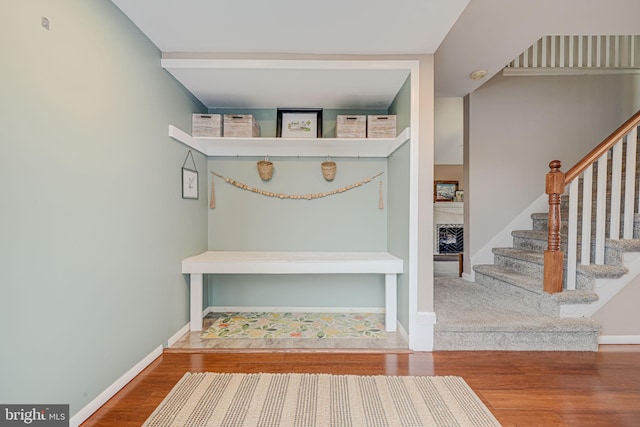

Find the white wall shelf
[[169, 125, 410, 158]]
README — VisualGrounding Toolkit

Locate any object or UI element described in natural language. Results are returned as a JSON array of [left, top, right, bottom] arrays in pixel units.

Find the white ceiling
[[110, 0, 469, 109], [110, 0, 469, 55], [434, 0, 640, 97], [160, 59, 412, 109], [110, 0, 640, 107]]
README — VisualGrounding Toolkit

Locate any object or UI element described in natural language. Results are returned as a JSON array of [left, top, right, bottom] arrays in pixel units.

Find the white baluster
[[624, 127, 638, 238], [595, 155, 608, 264], [569, 36, 575, 67], [581, 166, 593, 265], [578, 36, 584, 67], [610, 142, 623, 240], [567, 179, 579, 290]]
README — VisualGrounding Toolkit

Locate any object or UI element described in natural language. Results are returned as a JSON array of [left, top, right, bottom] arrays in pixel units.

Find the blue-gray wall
[[206, 153, 389, 308], [205, 106, 409, 309], [387, 76, 412, 331], [0, 0, 207, 415]]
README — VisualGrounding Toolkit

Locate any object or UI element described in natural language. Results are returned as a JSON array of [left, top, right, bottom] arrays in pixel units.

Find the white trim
[[410, 311, 436, 351], [407, 60, 421, 351], [598, 335, 640, 345], [396, 320, 409, 344], [204, 306, 385, 314], [561, 252, 640, 317], [167, 323, 190, 347], [504, 67, 640, 77], [169, 124, 410, 158], [461, 272, 474, 282], [69, 345, 163, 427], [469, 193, 548, 280], [161, 58, 419, 72]]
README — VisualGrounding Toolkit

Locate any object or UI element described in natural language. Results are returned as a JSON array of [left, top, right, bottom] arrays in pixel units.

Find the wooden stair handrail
[[564, 109, 640, 185], [544, 110, 640, 294]]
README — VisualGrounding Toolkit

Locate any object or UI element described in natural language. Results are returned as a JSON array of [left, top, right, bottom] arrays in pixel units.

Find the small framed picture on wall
[[182, 167, 198, 199], [434, 181, 458, 202], [276, 108, 323, 138]]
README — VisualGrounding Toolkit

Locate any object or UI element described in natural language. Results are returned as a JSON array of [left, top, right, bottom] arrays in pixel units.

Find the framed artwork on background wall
[[434, 181, 458, 202], [276, 108, 323, 138], [182, 168, 198, 199], [182, 150, 199, 199]]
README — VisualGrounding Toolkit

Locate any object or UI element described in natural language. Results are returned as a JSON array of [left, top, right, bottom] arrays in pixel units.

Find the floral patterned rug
[[201, 312, 387, 339]]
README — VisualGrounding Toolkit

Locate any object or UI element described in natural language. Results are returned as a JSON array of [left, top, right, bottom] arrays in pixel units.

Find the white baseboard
[[396, 320, 409, 343], [167, 323, 190, 347], [561, 252, 640, 318], [409, 311, 436, 351], [461, 272, 474, 282], [598, 335, 640, 345], [70, 345, 163, 427], [204, 306, 385, 314]]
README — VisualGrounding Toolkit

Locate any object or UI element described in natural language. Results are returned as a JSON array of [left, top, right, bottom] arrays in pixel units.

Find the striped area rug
[[143, 372, 501, 427]]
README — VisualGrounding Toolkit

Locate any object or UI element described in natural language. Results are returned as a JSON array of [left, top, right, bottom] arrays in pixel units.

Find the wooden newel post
[[544, 160, 565, 293]]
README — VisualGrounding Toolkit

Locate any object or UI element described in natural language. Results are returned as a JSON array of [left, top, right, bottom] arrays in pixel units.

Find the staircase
[[434, 111, 640, 351]]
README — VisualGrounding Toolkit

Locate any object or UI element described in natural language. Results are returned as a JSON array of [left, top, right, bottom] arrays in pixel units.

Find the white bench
[[181, 251, 404, 332]]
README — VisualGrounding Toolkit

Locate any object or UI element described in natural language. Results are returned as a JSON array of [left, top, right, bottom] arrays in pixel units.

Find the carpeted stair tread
[[473, 263, 542, 294], [493, 246, 628, 279], [433, 278, 599, 351], [473, 264, 599, 304], [493, 247, 544, 264], [614, 238, 640, 252], [552, 289, 599, 304], [434, 278, 599, 331], [512, 229, 547, 241], [531, 212, 640, 240], [578, 263, 628, 279], [518, 225, 639, 244]]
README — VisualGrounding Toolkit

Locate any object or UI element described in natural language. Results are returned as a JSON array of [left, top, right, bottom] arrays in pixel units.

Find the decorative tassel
[[378, 179, 384, 210], [209, 174, 216, 209]]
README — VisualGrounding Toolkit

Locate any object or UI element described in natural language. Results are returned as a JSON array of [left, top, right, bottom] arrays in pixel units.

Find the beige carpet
[[142, 372, 501, 427]]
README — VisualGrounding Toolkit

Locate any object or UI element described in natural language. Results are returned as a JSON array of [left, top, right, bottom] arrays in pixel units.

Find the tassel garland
[[210, 171, 384, 204], [209, 175, 216, 209]]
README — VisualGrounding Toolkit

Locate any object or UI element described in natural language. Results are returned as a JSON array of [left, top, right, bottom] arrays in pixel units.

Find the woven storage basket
[[321, 161, 337, 181], [257, 160, 273, 181]]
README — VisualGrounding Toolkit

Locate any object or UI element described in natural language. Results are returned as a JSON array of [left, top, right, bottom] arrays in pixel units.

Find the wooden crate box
[[367, 115, 396, 138], [336, 115, 366, 138], [223, 114, 261, 137], [192, 114, 222, 137]]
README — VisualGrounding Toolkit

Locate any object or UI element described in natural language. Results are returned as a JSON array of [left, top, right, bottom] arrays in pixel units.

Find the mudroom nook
[[166, 58, 423, 351]]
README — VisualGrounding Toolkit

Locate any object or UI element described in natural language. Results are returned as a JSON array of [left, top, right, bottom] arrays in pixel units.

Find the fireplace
[[437, 224, 464, 254]]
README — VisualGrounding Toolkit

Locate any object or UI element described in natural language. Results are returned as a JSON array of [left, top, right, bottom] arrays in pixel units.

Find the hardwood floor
[[81, 346, 640, 426]]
